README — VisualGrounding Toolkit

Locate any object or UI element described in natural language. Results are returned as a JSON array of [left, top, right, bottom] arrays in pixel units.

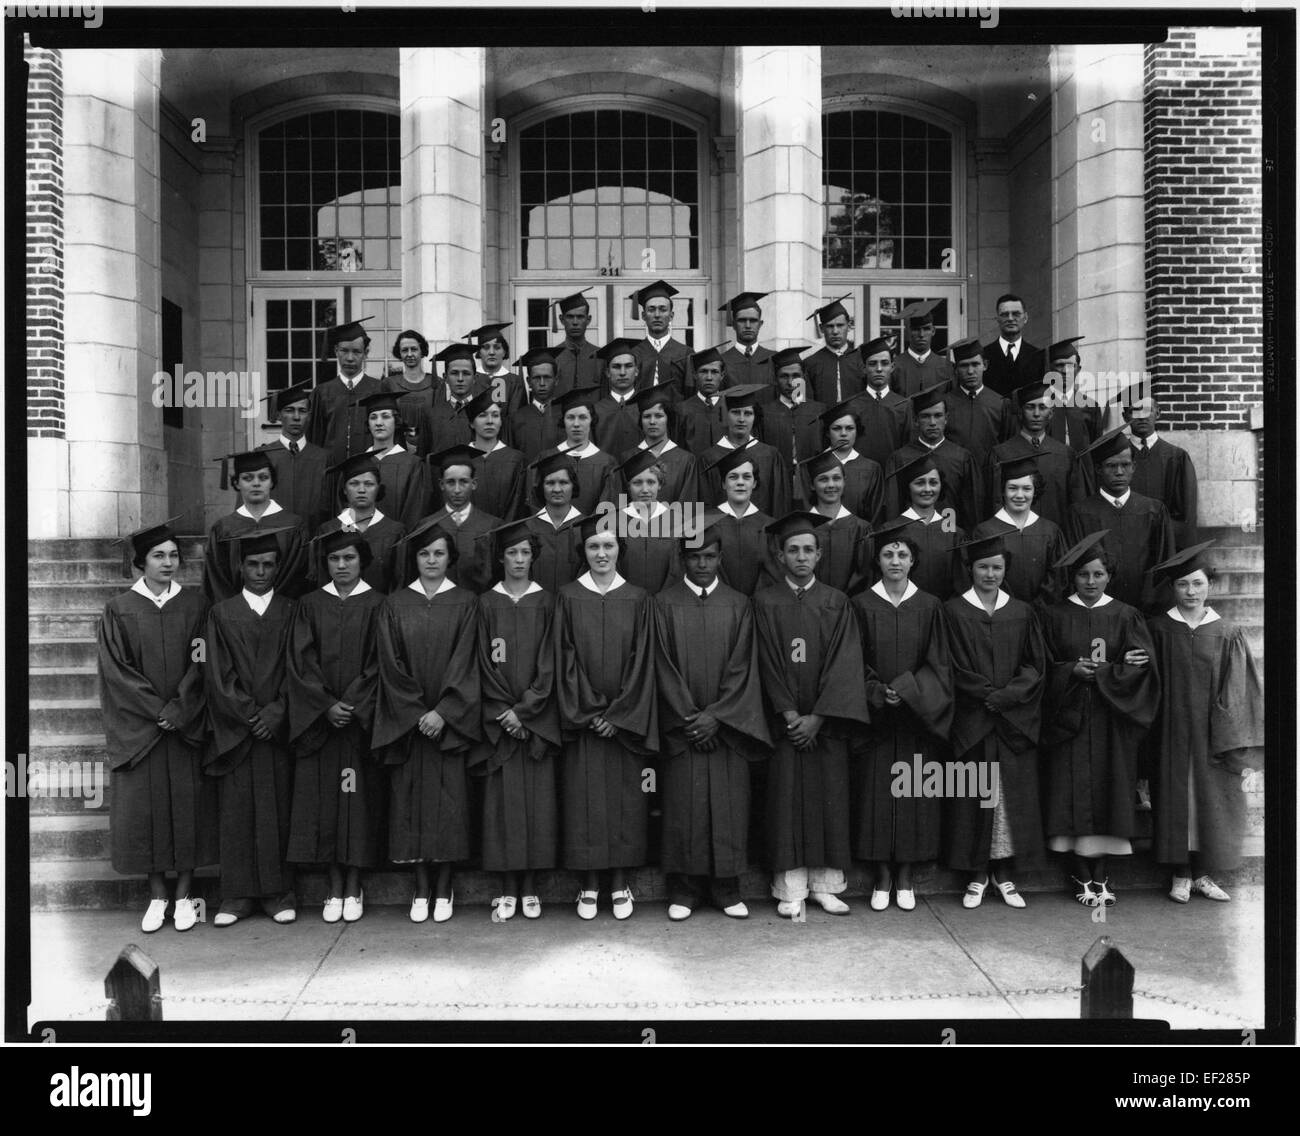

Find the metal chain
[[1132, 988, 1257, 1024]]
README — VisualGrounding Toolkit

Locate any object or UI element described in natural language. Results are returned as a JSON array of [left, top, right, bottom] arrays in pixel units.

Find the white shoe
[[811, 892, 850, 915], [869, 888, 890, 911], [993, 878, 1026, 909], [576, 890, 598, 920], [611, 888, 634, 920], [667, 903, 692, 921], [433, 894, 454, 923], [776, 899, 803, 918], [272, 907, 297, 924], [322, 896, 344, 923], [962, 878, 988, 909], [722, 902, 749, 919], [1194, 876, 1230, 902], [213, 911, 239, 928], [173, 896, 198, 932], [410, 897, 430, 923], [491, 895, 515, 921], [521, 895, 542, 919], [1169, 876, 1192, 903], [342, 892, 364, 922], [895, 888, 916, 911], [141, 898, 168, 934]]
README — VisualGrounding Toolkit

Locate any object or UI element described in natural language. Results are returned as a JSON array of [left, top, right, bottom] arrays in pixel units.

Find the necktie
[[795, 586, 806, 601], [1031, 436, 1041, 449], [744, 347, 753, 359], [1007, 345, 1016, 363], [1138, 439, 1148, 452], [1113, 497, 1123, 510], [289, 440, 300, 455], [699, 586, 709, 603]]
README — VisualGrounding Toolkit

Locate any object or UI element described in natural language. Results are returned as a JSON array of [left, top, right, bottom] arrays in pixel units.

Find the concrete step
[[1211, 595, 1263, 623], [1204, 545, 1263, 571], [28, 638, 98, 669], [30, 666, 98, 701], [19, 744, 112, 814], [30, 610, 103, 639], [29, 699, 103, 737], [27, 582, 133, 611], [29, 558, 206, 585], [31, 813, 110, 860], [28, 537, 207, 562]]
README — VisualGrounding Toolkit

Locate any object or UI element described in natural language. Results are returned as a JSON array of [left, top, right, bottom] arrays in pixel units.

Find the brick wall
[[1143, 27, 1262, 430], [26, 38, 64, 438]]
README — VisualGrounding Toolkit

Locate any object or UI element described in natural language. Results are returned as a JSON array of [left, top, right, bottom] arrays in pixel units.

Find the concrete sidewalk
[[26, 886, 1264, 1031]]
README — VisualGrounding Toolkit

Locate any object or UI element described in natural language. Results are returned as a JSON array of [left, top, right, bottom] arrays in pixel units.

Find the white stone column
[[1050, 44, 1146, 423], [734, 46, 823, 349], [400, 47, 485, 349], [60, 48, 165, 537]]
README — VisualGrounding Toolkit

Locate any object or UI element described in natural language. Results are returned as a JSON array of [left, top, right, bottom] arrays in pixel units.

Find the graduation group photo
[[17, 5, 1288, 1040]]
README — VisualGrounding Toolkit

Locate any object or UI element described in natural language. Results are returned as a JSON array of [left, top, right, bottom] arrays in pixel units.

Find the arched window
[[517, 109, 701, 274]]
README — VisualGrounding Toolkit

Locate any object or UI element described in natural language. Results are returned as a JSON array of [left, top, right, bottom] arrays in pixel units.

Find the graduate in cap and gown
[[883, 451, 968, 601], [420, 342, 481, 459], [1065, 427, 1176, 612], [755, 346, 826, 506], [802, 296, 866, 405], [469, 322, 517, 402], [812, 400, 886, 525], [629, 280, 691, 394], [890, 298, 954, 397], [801, 447, 872, 595], [420, 444, 502, 594], [99, 515, 217, 933], [469, 518, 562, 921], [534, 385, 618, 516], [941, 533, 1049, 910], [1040, 531, 1160, 908], [314, 453, 406, 593], [592, 338, 647, 457], [203, 527, 300, 926], [1123, 393, 1199, 549], [372, 519, 481, 924], [719, 291, 776, 391], [846, 336, 914, 470], [699, 384, 791, 520], [705, 449, 780, 597], [1147, 542, 1262, 904], [884, 383, 981, 531], [752, 511, 871, 916], [942, 337, 1017, 473], [464, 386, 528, 522], [552, 290, 601, 396], [849, 516, 954, 911], [259, 379, 331, 532], [615, 448, 686, 595], [521, 451, 585, 593], [1041, 336, 1104, 490], [971, 454, 1068, 608], [505, 347, 565, 463], [359, 389, 428, 531], [285, 527, 387, 922], [383, 328, 436, 450], [612, 382, 699, 505], [675, 343, 731, 457], [204, 448, 310, 603], [306, 318, 386, 465], [653, 517, 772, 920], [555, 511, 659, 920], [989, 378, 1088, 528]]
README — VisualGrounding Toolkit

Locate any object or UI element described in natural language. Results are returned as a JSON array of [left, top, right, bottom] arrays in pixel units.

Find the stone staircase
[[26, 529, 1265, 912]]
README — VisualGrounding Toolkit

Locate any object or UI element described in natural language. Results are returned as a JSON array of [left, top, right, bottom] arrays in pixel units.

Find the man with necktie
[[801, 295, 865, 406], [259, 379, 331, 531], [306, 318, 386, 466], [630, 280, 691, 395], [719, 291, 776, 396], [552, 290, 600, 398], [891, 298, 954, 398], [980, 293, 1046, 398]]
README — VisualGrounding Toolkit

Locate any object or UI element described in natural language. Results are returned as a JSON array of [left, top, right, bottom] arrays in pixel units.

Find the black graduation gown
[[891, 351, 954, 398], [850, 587, 954, 862], [941, 592, 1048, 871], [653, 581, 772, 878], [382, 373, 435, 452], [554, 578, 659, 869], [467, 443, 527, 522], [885, 438, 981, 532], [699, 439, 790, 519], [204, 507, 311, 603], [989, 434, 1087, 529], [592, 395, 643, 458], [619, 507, 685, 595], [971, 514, 1067, 609], [883, 513, 967, 601], [554, 338, 600, 396], [752, 580, 871, 873], [632, 337, 690, 394], [306, 375, 385, 466], [943, 384, 1015, 471], [1040, 598, 1160, 841], [371, 585, 481, 863], [846, 389, 914, 471], [285, 585, 386, 867], [838, 454, 886, 526], [612, 442, 700, 506], [421, 391, 475, 458], [469, 587, 561, 871], [756, 397, 826, 505], [312, 515, 407, 594], [525, 511, 585, 595], [372, 447, 428, 531], [712, 507, 780, 597], [803, 347, 865, 405], [534, 445, 618, 515], [1065, 491, 1176, 611], [676, 394, 727, 457], [720, 344, 775, 392], [259, 438, 331, 532], [97, 586, 217, 874], [1148, 612, 1263, 872], [203, 592, 296, 898], [506, 401, 564, 465], [415, 505, 502, 594], [1129, 437, 1199, 549], [1045, 396, 1103, 495], [812, 510, 872, 595]]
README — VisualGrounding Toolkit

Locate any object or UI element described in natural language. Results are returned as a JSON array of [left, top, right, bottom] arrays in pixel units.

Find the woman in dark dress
[[99, 517, 216, 932], [971, 455, 1068, 608], [705, 447, 778, 597], [314, 453, 406, 592], [615, 385, 700, 506], [465, 387, 528, 521], [811, 404, 885, 525], [372, 519, 481, 923], [359, 389, 428, 531], [1041, 532, 1160, 907], [535, 387, 618, 515], [801, 448, 872, 595], [522, 451, 585, 593], [883, 451, 967, 601], [615, 449, 684, 595]]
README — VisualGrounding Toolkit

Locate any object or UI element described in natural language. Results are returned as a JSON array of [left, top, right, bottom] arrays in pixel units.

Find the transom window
[[257, 109, 401, 273], [823, 110, 954, 271], [518, 110, 701, 273]]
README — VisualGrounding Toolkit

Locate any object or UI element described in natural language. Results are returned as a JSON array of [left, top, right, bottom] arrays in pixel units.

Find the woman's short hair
[[965, 548, 1013, 572], [415, 530, 459, 568], [326, 534, 374, 570], [338, 474, 386, 505], [1073, 547, 1118, 577], [235, 464, 278, 492], [821, 411, 863, 447], [391, 329, 429, 359], [132, 540, 183, 572], [640, 397, 678, 435], [498, 531, 542, 562], [875, 536, 921, 566], [1002, 470, 1047, 499], [479, 333, 510, 356]]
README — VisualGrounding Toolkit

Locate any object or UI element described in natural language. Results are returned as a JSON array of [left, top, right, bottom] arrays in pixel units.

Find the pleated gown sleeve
[[1208, 625, 1264, 772], [866, 594, 955, 740]]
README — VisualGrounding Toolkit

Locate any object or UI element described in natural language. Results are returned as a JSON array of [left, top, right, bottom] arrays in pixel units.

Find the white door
[[819, 284, 965, 354], [513, 281, 710, 354]]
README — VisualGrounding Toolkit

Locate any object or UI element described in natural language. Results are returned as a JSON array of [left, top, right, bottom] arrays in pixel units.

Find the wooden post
[[1081, 936, 1134, 1019], [105, 944, 162, 1021]]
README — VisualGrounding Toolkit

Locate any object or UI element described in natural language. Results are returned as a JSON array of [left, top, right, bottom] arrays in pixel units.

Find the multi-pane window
[[519, 110, 700, 272], [264, 298, 338, 387], [258, 109, 401, 273], [823, 110, 954, 271]]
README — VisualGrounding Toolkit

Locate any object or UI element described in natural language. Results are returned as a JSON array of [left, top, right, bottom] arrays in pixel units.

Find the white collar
[[608, 389, 636, 406], [623, 501, 670, 520], [813, 504, 853, 521], [697, 392, 720, 406], [866, 385, 890, 399], [785, 576, 817, 593], [493, 580, 543, 601], [1129, 431, 1161, 448], [369, 442, 405, 458], [407, 576, 457, 596], [577, 570, 626, 594], [337, 508, 385, 528], [1168, 605, 1221, 626], [1100, 488, 1132, 508], [337, 369, 365, 388], [241, 588, 274, 615], [473, 440, 506, 455], [716, 435, 756, 451], [834, 448, 860, 463], [871, 579, 918, 607], [323, 579, 374, 599], [961, 587, 1010, 611], [638, 438, 677, 454], [647, 334, 670, 352], [1068, 592, 1114, 608], [998, 337, 1020, 355], [235, 499, 283, 520], [959, 383, 985, 397], [276, 434, 307, 450], [779, 394, 798, 409], [130, 577, 181, 607], [918, 437, 944, 450], [994, 507, 1039, 528], [717, 500, 755, 518], [446, 502, 474, 523], [827, 343, 849, 357], [565, 441, 600, 459], [531, 398, 551, 414], [907, 349, 931, 363], [901, 506, 941, 525], [683, 577, 720, 597], [536, 505, 583, 529], [477, 365, 512, 378]]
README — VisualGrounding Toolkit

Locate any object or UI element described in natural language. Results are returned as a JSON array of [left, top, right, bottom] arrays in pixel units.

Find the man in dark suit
[[719, 291, 776, 394], [1123, 393, 1199, 549], [980, 293, 1046, 398], [552, 290, 600, 397], [630, 279, 691, 395], [802, 295, 865, 406]]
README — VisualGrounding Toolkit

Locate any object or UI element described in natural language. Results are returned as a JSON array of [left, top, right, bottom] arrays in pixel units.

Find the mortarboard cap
[[427, 443, 481, 478], [809, 294, 852, 328], [630, 382, 678, 413], [631, 280, 679, 308], [554, 385, 601, 416], [219, 523, 299, 560], [464, 388, 501, 422], [269, 379, 313, 416], [115, 512, 188, 578], [434, 342, 477, 367], [1150, 539, 1218, 586], [800, 448, 842, 481], [889, 451, 941, 487], [620, 448, 664, 483], [870, 515, 919, 546], [720, 383, 764, 409], [956, 533, 1007, 563], [691, 342, 730, 370], [899, 298, 941, 326], [217, 447, 275, 491], [401, 516, 456, 556], [1013, 378, 1053, 406], [770, 346, 809, 372], [464, 322, 512, 345], [529, 451, 579, 484], [689, 506, 729, 550], [596, 338, 641, 363], [514, 345, 560, 370], [1084, 425, 1134, 465], [326, 454, 382, 499], [358, 389, 401, 416], [486, 517, 536, 556], [1047, 335, 1085, 363], [312, 526, 369, 560], [819, 398, 861, 426], [574, 509, 619, 544], [995, 453, 1042, 484], [325, 318, 373, 349], [859, 335, 894, 362], [1052, 530, 1112, 573], [556, 290, 593, 315], [910, 383, 950, 414], [764, 510, 832, 546], [948, 337, 984, 364], [705, 446, 759, 478], [721, 292, 769, 323]]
